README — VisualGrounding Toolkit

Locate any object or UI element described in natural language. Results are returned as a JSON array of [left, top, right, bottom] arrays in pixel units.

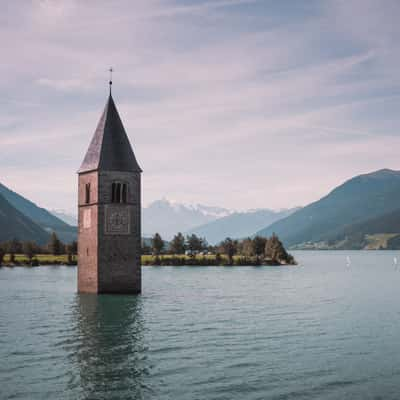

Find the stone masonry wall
[[97, 171, 141, 293], [78, 171, 99, 293]]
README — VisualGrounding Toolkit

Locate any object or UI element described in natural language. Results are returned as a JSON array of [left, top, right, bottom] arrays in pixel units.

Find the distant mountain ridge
[[0, 193, 50, 244], [0, 182, 77, 243], [5, 168, 400, 249], [257, 169, 400, 248], [165, 200, 232, 219], [187, 208, 300, 245], [50, 209, 78, 226], [142, 199, 233, 239]]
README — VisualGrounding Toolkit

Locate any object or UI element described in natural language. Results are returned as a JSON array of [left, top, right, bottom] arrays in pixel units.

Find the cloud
[[36, 78, 91, 91], [1, 0, 400, 212]]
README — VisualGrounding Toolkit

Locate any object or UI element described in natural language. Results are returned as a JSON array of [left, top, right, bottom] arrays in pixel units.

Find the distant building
[[77, 89, 142, 293]]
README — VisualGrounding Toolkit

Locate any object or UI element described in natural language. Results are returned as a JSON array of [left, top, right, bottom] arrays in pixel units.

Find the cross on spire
[[109, 67, 113, 94]]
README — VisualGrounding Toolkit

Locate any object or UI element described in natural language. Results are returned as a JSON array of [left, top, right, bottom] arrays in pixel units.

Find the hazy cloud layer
[[1, 0, 400, 212]]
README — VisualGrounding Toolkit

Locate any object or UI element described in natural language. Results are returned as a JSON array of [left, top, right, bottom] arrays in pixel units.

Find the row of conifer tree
[[143, 232, 295, 265], [0, 233, 77, 265]]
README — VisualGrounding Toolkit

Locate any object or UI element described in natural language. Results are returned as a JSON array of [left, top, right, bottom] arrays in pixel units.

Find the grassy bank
[[0, 254, 294, 267], [2, 254, 77, 266]]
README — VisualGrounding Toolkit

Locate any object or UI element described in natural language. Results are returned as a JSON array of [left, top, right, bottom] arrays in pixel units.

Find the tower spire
[[78, 87, 142, 174], [109, 67, 113, 95]]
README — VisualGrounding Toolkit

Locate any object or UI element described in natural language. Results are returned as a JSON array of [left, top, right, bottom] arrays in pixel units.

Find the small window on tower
[[111, 182, 116, 202], [85, 183, 91, 204], [111, 182, 128, 203], [122, 183, 127, 203], [116, 183, 121, 202]]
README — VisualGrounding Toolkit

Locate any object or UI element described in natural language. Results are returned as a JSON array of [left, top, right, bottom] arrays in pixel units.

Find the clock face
[[105, 206, 130, 235]]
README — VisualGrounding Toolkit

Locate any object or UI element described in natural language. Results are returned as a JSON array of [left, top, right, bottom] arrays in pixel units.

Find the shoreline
[[2, 248, 399, 269], [0, 254, 294, 267], [0, 264, 291, 268], [3, 249, 399, 268]]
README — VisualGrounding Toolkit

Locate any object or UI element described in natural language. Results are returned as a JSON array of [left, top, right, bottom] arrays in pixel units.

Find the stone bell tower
[[77, 84, 142, 294]]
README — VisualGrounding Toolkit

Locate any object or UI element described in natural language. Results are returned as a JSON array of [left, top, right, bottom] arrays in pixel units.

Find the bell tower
[[77, 83, 142, 294]]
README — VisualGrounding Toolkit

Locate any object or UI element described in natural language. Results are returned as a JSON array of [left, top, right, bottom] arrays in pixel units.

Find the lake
[[1, 251, 400, 399]]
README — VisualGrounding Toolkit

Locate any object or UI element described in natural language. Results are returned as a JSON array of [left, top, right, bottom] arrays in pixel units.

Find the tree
[[0, 244, 5, 266], [48, 232, 63, 255], [265, 234, 291, 263], [66, 242, 77, 264], [186, 234, 204, 253], [152, 233, 164, 255], [220, 237, 237, 265], [252, 236, 267, 263], [23, 241, 36, 264], [7, 238, 22, 263], [170, 232, 186, 254], [240, 238, 254, 257], [69, 241, 78, 255], [200, 237, 209, 252]]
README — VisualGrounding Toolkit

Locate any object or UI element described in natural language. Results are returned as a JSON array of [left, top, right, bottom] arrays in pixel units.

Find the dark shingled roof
[[79, 94, 142, 173]]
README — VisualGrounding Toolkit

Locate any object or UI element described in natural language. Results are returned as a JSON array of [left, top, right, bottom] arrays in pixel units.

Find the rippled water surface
[[1, 251, 400, 399]]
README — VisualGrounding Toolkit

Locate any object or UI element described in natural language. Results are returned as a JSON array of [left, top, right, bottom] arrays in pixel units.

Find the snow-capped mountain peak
[[142, 199, 233, 239]]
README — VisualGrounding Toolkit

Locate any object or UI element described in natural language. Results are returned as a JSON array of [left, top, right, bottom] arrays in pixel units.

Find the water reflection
[[74, 294, 149, 399]]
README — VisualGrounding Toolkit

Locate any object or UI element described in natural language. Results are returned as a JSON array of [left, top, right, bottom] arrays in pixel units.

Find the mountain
[[187, 208, 300, 245], [0, 182, 77, 243], [0, 193, 50, 244], [257, 169, 400, 248], [142, 199, 232, 239], [318, 207, 400, 250], [341, 207, 400, 238], [50, 210, 77, 226]]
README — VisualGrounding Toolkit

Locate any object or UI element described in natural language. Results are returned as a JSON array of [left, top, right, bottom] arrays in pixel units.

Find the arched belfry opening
[[77, 83, 142, 294], [111, 182, 128, 203]]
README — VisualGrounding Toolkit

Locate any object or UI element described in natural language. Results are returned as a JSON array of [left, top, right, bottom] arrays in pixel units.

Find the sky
[[1, 0, 400, 214]]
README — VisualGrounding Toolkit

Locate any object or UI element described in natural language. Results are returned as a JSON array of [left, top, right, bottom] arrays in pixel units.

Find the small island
[[0, 232, 295, 267], [142, 232, 295, 266]]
